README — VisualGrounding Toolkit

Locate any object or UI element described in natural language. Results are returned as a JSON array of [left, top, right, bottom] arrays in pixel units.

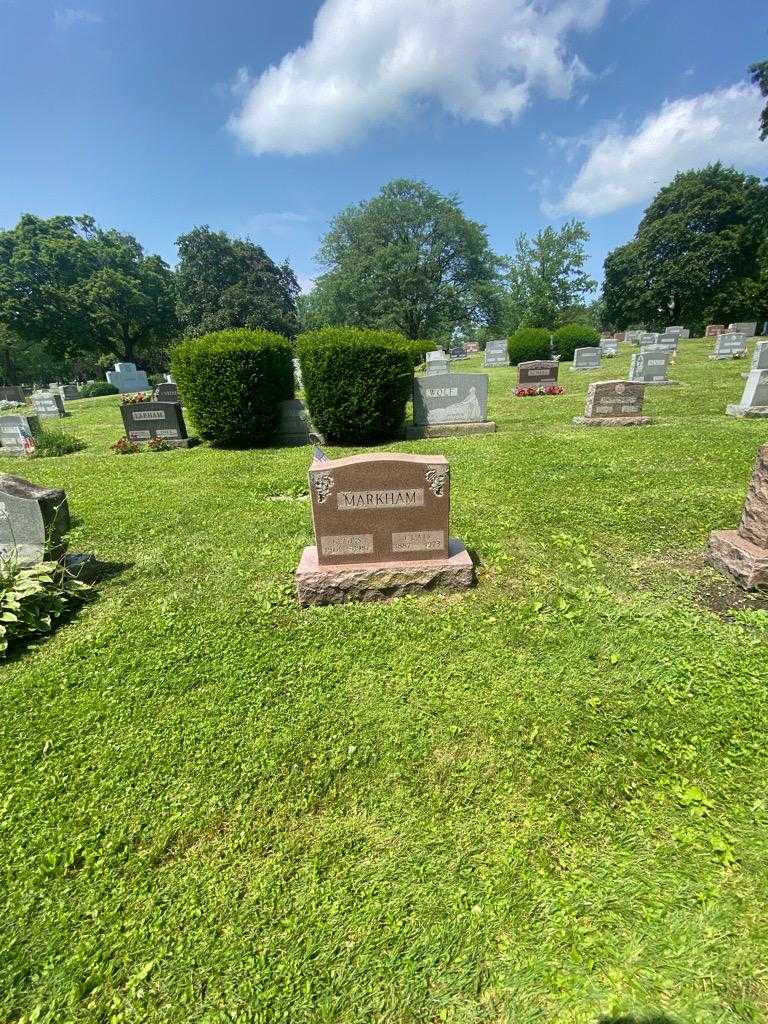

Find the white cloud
[[547, 83, 767, 217], [228, 0, 609, 155], [248, 211, 316, 237], [54, 7, 102, 29]]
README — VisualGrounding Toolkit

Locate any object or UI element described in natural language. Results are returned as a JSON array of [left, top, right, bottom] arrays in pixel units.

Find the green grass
[[1, 341, 768, 1024]]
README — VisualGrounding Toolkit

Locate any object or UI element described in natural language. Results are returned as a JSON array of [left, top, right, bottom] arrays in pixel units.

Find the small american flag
[[312, 445, 329, 462]]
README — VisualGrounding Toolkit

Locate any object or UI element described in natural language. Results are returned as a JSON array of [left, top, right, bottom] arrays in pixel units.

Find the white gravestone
[[105, 361, 150, 394], [726, 370, 768, 418]]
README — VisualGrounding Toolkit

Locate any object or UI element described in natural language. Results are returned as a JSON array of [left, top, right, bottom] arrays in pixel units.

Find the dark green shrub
[[171, 329, 294, 447], [297, 328, 414, 443], [508, 328, 552, 365], [32, 428, 86, 458], [553, 323, 600, 362], [79, 381, 119, 398]]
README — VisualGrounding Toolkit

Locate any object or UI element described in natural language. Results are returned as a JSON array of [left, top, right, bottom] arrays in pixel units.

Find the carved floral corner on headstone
[[311, 471, 335, 504], [426, 466, 449, 498]]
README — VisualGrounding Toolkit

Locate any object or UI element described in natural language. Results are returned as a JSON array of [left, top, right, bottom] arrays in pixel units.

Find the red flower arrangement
[[111, 436, 142, 454], [120, 392, 152, 405], [514, 385, 564, 397]]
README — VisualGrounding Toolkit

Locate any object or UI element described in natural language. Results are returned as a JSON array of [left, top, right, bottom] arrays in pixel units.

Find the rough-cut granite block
[[706, 530, 768, 590]]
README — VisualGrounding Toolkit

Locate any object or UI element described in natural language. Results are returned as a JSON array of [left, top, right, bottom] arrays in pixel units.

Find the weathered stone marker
[[599, 339, 619, 357], [711, 333, 747, 359], [32, 391, 65, 419], [0, 414, 40, 455], [464, 341, 480, 354], [0, 386, 29, 404], [120, 402, 197, 447], [60, 384, 80, 401], [106, 361, 150, 393], [295, 452, 474, 605], [573, 380, 651, 427], [707, 445, 768, 589], [0, 474, 70, 566], [153, 382, 179, 403], [729, 322, 757, 338], [571, 347, 601, 371], [426, 351, 450, 376], [407, 373, 495, 438], [629, 351, 676, 385], [743, 341, 768, 380], [639, 333, 659, 347], [484, 339, 510, 368], [517, 360, 559, 387], [726, 369, 768, 418], [449, 343, 467, 360], [665, 326, 689, 339]]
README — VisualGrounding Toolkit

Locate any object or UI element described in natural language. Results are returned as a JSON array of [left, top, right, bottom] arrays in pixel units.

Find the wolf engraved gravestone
[[711, 333, 747, 359], [573, 380, 650, 427], [571, 347, 601, 371], [295, 452, 474, 605], [0, 415, 40, 455], [0, 474, 70, 566], [484, 339, 510, 368], [517, 360, 559, 387], [726, 370, 768, 418], [120, 401, 197, 447], [407, 373, 494, 438], [707, 444, 768, 589], [106, 361, 150, 394], [32, 392, 65, 419]]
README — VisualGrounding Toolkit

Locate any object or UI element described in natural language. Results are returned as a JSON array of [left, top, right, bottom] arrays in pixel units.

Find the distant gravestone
[[120, 402, 197, 447], [32, 391, 65, 419], [293, 359, 303, 390], [599, 339, 619, 357], [629, 351, 675, 385], [573, 380, 650, 427], [60, 384, 80, 401], [711, 333, 748, 359], [464, 341, 480, 354], [639, 333, 659, 347], [0, 474, 70, 567], [614, 332, 626, 343], [449, 344, 467, 360], [571, 347, 601, 371], [484, 339, 510, 368], [726, 369, 768, 418], [106, 361, 150, 394], [0, 414, 40, 455], [274, 399, 322, 446], [625, 330, 643, 345], [665, 326, 689, 339], [517, 360, 559, 387], [295, 452, 474, 605], [707, 444, 768, 589], [407, 373, 494, 438], [706, 324, 725, 338], [153, 382, 179, 403], [729, 322, 757, 338], [646, 336, 678, 356], [0, 387, 27, 404], [426, 351, 450, 376]]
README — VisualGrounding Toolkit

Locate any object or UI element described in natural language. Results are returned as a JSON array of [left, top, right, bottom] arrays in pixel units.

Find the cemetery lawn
[[3, 339, 768, 1024]]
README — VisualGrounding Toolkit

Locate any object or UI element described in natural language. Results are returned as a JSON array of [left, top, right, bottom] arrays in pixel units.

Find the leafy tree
[[175, 227, 300, 338], [603, 164, 768, 330], [750, 59, 768, 140], [502, 221, 596, 330], [311, 179, 503, 340]]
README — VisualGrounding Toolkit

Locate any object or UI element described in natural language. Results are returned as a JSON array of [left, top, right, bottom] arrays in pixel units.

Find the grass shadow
[[598, 1015, 682, 1024]]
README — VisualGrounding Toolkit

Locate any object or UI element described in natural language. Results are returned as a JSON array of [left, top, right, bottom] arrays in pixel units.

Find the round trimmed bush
[[170, 329, 294, 447], [553, 323, 600, 362], [297, 327, 414, 443], [79, 381, 119, 398], [508, 328, 552, 365]]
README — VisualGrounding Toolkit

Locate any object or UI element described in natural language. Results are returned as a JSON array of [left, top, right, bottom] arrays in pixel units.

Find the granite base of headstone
[[405, 373, 495, 438], [120, 402, 198, 448], [707, 444, 768, 589], [0, 414, 41, 455], [572, 380, 651, 427], [726, 369, 768, 418], [274, 399, 324, 446], [295, 452, 474, 606]]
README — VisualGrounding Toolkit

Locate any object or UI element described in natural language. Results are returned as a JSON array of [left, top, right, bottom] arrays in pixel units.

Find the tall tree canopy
[[602, 164, 768, 330], [0, 213, 177, 375], [750, 59, 768, 140], [305, 179, 503, 340], [502, 220, 596, 330], [175, 227, 300, 338]]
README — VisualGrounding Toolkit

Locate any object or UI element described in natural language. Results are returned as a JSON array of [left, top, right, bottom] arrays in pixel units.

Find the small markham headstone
[[60, 384, 80, 401], [706, 324, 725, 338], [517, 360, 559, 387], [0, 414, 40, 455], [484, 339, 510, 368], [729, 322, 757, 338], [726, 369, 768, 418], [407, 373, 495, 438], [572, 379, 651, 427], [32, 391, 65, 419], [274, 399, 323, 446], [571, 347, 601, 371], [153, 381, 179, 403], [711, 333, 747, 359], [599, 339, 619, 357], [120, 401, 198, 447], [295, 452, 474, 605], [106, 361, 150, 393], [629, 351, 677, 386], [426, 351, 450, 376], [707, 444, 768, 589], [0, 474, 70, 566]]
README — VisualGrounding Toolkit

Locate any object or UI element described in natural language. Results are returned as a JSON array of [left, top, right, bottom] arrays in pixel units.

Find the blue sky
[[1, 0, 766, 292]]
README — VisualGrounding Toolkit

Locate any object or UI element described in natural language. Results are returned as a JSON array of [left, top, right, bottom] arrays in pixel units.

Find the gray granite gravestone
[[274, 399, 323, 446], [407, 373, 494, 438], [106, 361, 150, 393], [571, 347, 601, 371], [426, 351, 450, 376], [60, 384, 80, 401], [0, 474, 70, 566], [32, 392, 65, 419], [729, 322, 757, 338], [449, 344, 467, 360], [484, 339, 510, 368], [711, 333, 747, 359], [0, 415, 40, 455], [625, 331, 643, 345], [120, 402, 197, 447], [726, 369, 768, 418], [517, 360, 560, 387], [0, 387, 28, 404], [639, 333, 659, 347], [665, 326, 689, 339], [153, 382, 179, 403], [599, 339, 619, 357], [629, 351, 676, 385], [573, 380, 650, 427]]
